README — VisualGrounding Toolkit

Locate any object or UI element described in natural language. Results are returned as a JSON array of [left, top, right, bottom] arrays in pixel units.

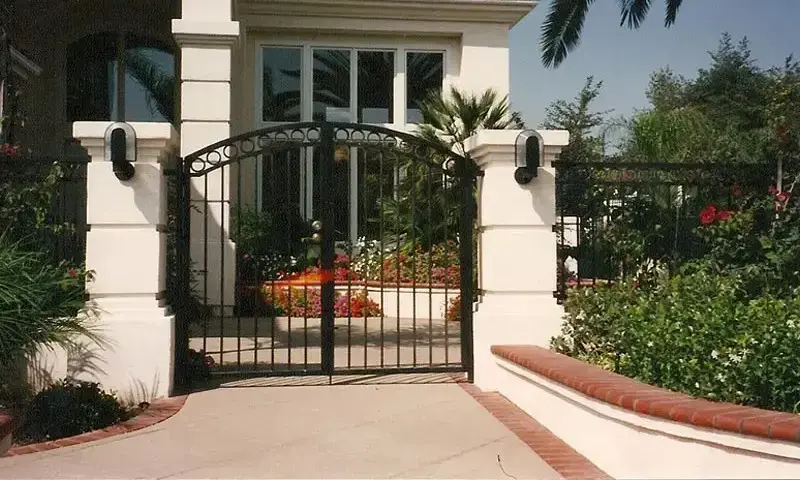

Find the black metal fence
[[554, 161, 774, 301], [0, 153, 88, 265]]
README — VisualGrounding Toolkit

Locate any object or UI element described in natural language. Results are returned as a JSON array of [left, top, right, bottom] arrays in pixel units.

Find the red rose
[[716, 210, 733, 221], [699, 204, 718, 225]]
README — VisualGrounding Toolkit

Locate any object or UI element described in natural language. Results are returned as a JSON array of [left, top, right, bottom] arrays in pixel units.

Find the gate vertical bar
[[459, 158, 476, 381], [173, 159, 192, 392], [319, 123, 336, 375]]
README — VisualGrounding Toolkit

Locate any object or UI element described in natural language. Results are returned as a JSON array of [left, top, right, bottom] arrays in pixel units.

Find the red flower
[[769, 185, 779, 195], [731, 184, 743, 198], [699, 204, 718, 225], [716, 210, 734, 221], [777, 191, 792, 204], [67, 268, 78, 278]]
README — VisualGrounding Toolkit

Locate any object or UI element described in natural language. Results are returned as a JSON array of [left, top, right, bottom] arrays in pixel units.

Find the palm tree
[[540, 0, 684, 68], [416, 86, 525, 157], [377, 87, 524, 248]]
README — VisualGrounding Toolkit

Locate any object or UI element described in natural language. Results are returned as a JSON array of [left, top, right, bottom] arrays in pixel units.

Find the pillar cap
[[73, 122, 179, 162], [465, 129, 569, 166]]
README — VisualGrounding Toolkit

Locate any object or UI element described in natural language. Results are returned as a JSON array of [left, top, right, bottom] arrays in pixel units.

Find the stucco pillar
[[457, 25, 511, 96], [466, 129, 569, 392], [73, 121, 178, 399], [172, 2, 240, 311]]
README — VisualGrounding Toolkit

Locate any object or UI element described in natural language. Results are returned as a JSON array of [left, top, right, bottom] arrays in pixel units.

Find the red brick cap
[[492, 345, 800, 444], [4, 395, 187, 457]]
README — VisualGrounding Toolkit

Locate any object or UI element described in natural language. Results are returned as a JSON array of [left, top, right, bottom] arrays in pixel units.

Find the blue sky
[[509, 0, 800, 127]]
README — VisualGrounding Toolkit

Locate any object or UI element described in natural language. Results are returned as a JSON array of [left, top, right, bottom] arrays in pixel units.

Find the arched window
[[66, 32, 175, 125]]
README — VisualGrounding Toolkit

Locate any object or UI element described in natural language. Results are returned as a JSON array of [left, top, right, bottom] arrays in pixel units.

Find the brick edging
[[459, 383, 613, 480], [4, 395, 188, 456], [492, 345, 800, 444]]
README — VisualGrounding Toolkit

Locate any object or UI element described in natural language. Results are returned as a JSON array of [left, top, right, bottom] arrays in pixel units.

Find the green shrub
[[16, 379, 131, 443], [0, 236, 94, 366], [554, 270, 800, 412]]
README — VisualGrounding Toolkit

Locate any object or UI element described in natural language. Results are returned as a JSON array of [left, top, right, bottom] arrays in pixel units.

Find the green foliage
[[541, 76, 610, 162], [622, 34, 797, 165], [0, 155, 75, 252], [0, 236, 95, 367], [554, 271, 800, 412], [231, 205, 312, 280], [691, 188, 800, 297], [555, 187, 800, 412], [416, 86, 524, 156], [377, 87, 514, 250], [539, 0, 684, 68], [16, 379, 131, 443]]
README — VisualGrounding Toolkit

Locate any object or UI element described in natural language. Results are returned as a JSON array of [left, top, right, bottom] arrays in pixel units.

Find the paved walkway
[[0, 380, 561, 479]]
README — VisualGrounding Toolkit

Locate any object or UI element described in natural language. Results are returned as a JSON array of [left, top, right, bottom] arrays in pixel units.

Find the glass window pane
[[123, 37, 175, 123], [357, 51, 394, 124], [262, 47, 301, 122], [66, 33, 176, 125], [406, 52, 444, 124], [313, 49, 351, 122], [66, 33, 118, 122]]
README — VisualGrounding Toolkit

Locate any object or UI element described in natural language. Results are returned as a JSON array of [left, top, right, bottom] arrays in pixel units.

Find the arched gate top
[[182, 121, 474, 178]]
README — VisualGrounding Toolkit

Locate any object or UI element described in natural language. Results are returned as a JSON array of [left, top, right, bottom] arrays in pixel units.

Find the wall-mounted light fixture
[[514, 130, 544, 185], [104, 122, 136, 181]]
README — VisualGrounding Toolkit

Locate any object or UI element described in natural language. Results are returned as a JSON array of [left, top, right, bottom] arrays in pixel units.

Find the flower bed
[[262, 284, 382, 318], [253, 242, 463, 321]]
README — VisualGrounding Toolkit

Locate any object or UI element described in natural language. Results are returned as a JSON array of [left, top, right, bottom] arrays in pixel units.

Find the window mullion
[[115, 32, 126, 122]]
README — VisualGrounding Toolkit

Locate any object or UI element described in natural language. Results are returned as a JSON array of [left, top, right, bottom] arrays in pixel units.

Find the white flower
[[715, 373, 725, 383], [694, 382, 700, 388], [711, 350, 719, 359]]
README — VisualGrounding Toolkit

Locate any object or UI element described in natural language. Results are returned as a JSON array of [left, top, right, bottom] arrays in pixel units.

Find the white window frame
[[254, 37, 452, 244]]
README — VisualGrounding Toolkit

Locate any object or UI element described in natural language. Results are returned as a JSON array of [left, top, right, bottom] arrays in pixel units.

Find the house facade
[[2, 0, 560, 399], [4, 0, 534, 156]]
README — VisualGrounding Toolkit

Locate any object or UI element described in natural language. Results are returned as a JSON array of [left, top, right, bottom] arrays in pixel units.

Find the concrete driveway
[[0, 377, 561, 479]]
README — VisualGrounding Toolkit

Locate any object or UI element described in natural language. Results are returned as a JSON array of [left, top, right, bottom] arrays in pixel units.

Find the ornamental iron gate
[[173, 122, 476, 387]]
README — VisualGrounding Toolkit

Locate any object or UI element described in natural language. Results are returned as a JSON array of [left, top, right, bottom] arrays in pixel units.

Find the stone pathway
[[0, 381, 562, 479]]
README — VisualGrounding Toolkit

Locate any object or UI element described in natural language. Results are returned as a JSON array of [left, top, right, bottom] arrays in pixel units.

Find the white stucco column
[[466, 129, 569, 392], [458, 25, 511, 95], [73, 121, 178, 399], [172, 2, 240, 311]]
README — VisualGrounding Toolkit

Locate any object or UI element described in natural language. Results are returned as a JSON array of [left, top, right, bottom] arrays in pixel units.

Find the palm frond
[[540, 0, 596, 68], [664, 0, 683, 26], [123, 51, 175, 123], [619, 0, 652, 29]]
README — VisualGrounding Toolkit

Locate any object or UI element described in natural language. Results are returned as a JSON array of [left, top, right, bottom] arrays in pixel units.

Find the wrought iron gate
[[173, 122, 476, 387]]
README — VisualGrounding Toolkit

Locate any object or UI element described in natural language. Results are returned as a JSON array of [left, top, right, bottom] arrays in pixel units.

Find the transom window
[[260, 45, 444, 126], [257, 43, 445, 244]]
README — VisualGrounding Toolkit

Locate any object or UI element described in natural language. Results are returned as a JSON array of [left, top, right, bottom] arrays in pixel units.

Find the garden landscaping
[[243, 241, 463, 322]]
